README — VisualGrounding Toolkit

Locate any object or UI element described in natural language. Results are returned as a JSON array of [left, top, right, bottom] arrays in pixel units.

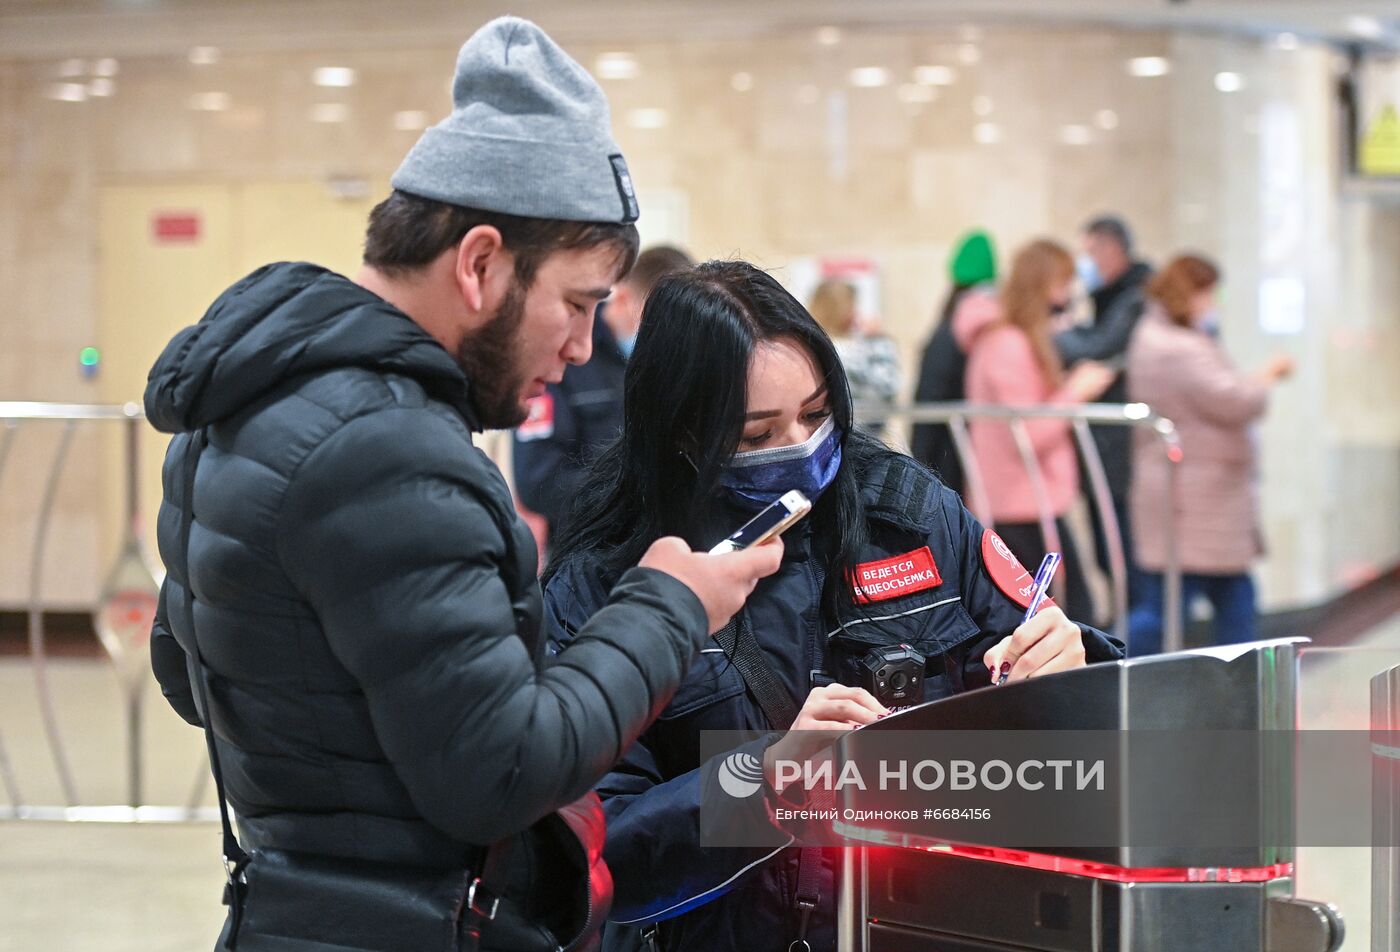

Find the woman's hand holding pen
[[983, 606, 1087, 683], [763, 685, 886, 792]]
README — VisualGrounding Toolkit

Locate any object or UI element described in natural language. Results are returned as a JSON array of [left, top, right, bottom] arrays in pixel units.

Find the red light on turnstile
[[842, 830, 1292, 883], [919, 843, 1292, 884]]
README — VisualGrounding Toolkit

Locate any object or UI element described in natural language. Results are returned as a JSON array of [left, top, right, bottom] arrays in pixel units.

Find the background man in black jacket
[[144, 17, 779, 951], [514, 244, 694, 540], [1056, 214, 1152, 618]]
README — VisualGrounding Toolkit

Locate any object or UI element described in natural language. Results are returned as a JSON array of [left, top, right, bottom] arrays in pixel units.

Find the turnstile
[[834, 639, 1346, 952], [1378, 663, 1400, 952]]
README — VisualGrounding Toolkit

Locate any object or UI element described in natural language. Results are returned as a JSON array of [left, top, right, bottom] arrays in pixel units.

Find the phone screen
[[710, 490, 811, 554], [731, 501, 797, 548]]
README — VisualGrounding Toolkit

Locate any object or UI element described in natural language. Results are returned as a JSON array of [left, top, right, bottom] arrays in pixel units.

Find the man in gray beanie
[[144, 16, 780, 951]]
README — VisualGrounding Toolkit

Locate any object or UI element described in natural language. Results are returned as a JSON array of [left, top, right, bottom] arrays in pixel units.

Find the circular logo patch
[[980, 529, 1055, 611]]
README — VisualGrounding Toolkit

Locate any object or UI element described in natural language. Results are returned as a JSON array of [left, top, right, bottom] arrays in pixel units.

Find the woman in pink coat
[[1126, 254, 1293, 654], [956, 239, 1115, 618]]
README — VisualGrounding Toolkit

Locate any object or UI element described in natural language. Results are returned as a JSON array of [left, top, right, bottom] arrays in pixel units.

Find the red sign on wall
[[152, 212, 201, 244]]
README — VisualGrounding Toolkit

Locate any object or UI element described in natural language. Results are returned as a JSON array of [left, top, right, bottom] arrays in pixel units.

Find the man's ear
[[453, 225, 507, 315]]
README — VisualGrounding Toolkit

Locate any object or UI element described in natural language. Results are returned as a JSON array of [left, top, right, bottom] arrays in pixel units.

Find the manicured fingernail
[[999, 662, 1011, 676]]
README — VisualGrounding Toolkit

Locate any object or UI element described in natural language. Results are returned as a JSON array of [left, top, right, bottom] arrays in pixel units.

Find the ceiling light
[[48, 82, 87, 102], [88, 78, 115, 97], [959, 25, 983, 43], [973, 122, 1001, 145], [58, 59, 85, 78], [1274, 33, 1300, 51], [1214, 71, 1244, 92], [1095, 109, 1119, 130], [394, 110, 429, 131], [310, 103, 349, 123], [628, 107, 669, 130], [595, 52, 639, 80], [189, 46, 220, 65], [1346, 16, 1385, 40], [897, 84, 936, 104], [93, 58, 118, 77], [957, 44, 981, 66], [731, 71, 754, 92], [816, 26, 842, 47], [913, 65, 956, 86], [313, 67, 355, 88], [1127, 56, 1171, 77], [1059, 124, 1092, 146], [189, 91, 229, 111], [849, 67, 890, 88]]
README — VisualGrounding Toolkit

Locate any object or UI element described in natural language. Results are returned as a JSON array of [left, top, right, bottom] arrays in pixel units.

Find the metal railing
[[860, 400, 1183, 651], [0, 400, 1180, 820], [0, 402, 218, 821]]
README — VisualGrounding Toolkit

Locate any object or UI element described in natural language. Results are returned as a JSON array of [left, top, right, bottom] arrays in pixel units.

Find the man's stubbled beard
[[456, 278, 528, 429]]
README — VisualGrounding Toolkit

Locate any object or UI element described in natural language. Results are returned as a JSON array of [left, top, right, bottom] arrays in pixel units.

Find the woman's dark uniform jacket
[[543, 446, 1123, 952], [144, 262, 712, 944]]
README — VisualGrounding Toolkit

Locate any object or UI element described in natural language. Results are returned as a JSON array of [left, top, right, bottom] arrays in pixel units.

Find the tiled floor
[[0, 820, 225, 952], [0, 619, 1396, 949]]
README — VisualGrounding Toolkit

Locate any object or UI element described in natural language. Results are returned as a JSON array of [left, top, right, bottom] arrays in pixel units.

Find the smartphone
[[708, 490, 812, 554]]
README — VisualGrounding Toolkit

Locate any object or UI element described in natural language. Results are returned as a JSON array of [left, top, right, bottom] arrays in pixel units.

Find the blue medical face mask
[[1076, 254, 1102, 293], [616, 333, 638, 359], [719, 416, 843, 510]]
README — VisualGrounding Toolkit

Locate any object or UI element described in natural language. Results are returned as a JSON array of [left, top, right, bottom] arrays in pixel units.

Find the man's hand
[[639, 536, 783, 634], [763, 685, 886, 790], [983, 606, 1087, 683]]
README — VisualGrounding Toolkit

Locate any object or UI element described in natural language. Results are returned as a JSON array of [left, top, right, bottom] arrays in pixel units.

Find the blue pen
[[997, 552, 1062, 686]]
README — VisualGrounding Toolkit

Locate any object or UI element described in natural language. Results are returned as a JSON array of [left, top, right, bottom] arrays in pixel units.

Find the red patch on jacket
[[516, 392, 555, 441], [851, 546, 943, 603], [980, 529, 1056, 612]]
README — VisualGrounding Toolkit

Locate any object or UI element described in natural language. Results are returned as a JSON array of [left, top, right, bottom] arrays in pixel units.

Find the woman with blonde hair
[[954, 238, 1115, 617], [807, 278, 902, 415], [1127, 254, 1292, 654]]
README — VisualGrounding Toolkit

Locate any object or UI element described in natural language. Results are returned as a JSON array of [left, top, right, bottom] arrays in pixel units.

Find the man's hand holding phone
[[639, 536, 784, 634], [639, 490, 812, 635]]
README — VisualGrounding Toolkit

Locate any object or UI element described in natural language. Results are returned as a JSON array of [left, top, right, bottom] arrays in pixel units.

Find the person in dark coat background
[[143, 18, 779, 951], [1055, 215, 1152, 616], [514, 244, 694, 538], [910, 229, 998, 497]]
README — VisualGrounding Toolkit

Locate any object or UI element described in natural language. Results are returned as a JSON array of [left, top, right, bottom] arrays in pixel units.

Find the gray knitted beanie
[[392, 16, 639, 224]]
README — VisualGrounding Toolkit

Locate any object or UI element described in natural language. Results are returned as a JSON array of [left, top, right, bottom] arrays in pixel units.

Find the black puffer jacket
[[146, 262, 707, 871]]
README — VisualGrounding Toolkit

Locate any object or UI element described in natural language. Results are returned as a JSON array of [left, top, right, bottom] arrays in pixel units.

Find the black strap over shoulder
[[711, 617, 799, 730], [179, 429, 253, 946], [710, 614, 821, 952]]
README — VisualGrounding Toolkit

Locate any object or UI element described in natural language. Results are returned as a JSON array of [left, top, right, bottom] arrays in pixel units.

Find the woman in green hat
[[911, 230, 999, 495]]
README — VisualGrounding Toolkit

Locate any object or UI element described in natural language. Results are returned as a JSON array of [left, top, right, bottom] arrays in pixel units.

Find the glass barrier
[[1297, 640, 1400, 949]]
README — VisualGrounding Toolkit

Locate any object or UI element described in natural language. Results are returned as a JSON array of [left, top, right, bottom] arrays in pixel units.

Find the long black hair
[[544, 260, 880, 625]]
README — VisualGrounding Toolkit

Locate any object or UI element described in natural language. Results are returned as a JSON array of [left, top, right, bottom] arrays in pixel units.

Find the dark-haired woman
[[542, 261, 1122, 952]]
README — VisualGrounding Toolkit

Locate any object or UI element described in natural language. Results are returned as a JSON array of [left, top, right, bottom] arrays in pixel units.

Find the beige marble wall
[[0, 21, 1396, 611]]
